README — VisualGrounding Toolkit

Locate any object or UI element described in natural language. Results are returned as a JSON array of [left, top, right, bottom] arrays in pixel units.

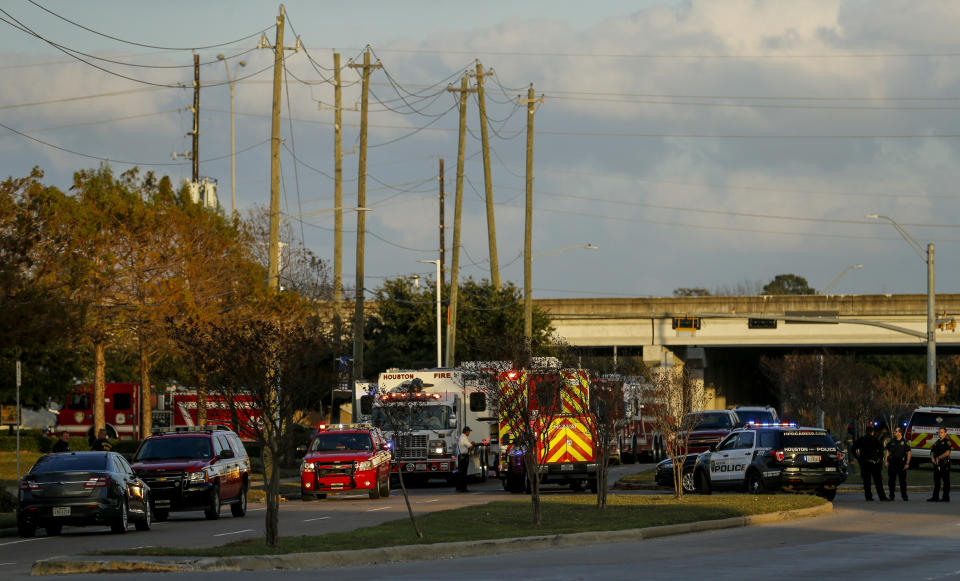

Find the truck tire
[[747, 471, 767, 495], [204, 484, 221, 520], [379, 474, 390, 498], [231, 486, 247, 517]]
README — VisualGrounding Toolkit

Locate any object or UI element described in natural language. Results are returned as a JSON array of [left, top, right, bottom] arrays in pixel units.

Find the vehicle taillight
[[771, 450, 785, 462], [84, 476, 109, 488], [20, 479, 40, 491], [837, 450, 845, 463]]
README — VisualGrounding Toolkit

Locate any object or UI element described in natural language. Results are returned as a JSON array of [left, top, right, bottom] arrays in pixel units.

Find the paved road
[[1, 464, 645, 578]]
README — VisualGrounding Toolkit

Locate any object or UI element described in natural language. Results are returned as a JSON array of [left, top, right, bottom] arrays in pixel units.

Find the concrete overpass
[[534, 294, 960, 406]]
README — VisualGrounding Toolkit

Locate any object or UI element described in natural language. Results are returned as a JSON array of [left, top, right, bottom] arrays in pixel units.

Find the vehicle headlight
[[356, 460, 373, 471], [301, 460, 315, 473], [428, 440, 446, 456], [187, 470, 207, 484]]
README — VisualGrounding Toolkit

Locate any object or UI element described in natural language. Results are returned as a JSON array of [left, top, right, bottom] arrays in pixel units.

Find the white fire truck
[[357, 368, 497, 485]]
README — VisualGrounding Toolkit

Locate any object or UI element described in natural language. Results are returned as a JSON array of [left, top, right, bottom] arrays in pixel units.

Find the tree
[[366, 277, 553, 374], [648, 365, 713, 499], [672, 287, 711, 297], [761, 274, 815, 295]]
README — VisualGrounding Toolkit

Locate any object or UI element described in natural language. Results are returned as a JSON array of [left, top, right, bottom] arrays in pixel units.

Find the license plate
[[52, 507, 70, 517], [330, 483, 343, 489], [154, 499, 171, 507], [825, 467, 836, 472], [805, 455, 821, 463], [561, 464, 573, 471], [415, 463, 426, 471]]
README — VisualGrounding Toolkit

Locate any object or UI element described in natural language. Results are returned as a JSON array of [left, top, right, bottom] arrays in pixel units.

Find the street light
[[419, 259, 442, 368], [866, 213, 936, 393], [217, 54, 246, 218], [822, 264, 863, 294], [524, 244, 600, 340]]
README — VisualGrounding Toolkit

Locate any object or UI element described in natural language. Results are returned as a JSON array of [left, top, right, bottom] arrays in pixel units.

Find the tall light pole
[[866, 214, 936, 393], [419, 259, 442, 368], [524, 244, 599, 342], [822, 264, 863, 294], [217, 55, 245, 218]]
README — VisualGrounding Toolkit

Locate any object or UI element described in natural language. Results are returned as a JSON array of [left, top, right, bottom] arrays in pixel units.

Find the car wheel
[[379, 474, 390, 498], [111, 499, 129, 534], [747, 471, 767, 495], [153, 507, 169, 522], [135, 497, 152, 531], [44, 523, 63, 536], [681, 468, 696, 493], [817, 488, 837, 501], [17, 518, 36, 538], [231, 486, 247, 518], [368, 480, 381, 499], [204, 484, 221, 520], [695, 469, 712, 495]]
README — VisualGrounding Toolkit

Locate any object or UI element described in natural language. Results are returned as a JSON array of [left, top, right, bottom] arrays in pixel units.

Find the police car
[[656, 423, 847, 500]]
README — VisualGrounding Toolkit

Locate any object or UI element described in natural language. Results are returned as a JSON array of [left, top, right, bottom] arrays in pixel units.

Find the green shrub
[[0, 487, 17, 512]]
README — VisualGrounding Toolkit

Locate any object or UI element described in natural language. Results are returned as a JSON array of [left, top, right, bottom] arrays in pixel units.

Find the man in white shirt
[[456, 426, 474, 492]]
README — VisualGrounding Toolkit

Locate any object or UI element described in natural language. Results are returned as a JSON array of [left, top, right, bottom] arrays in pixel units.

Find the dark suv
[[131, 426, 250, 521], [657, 424, 847, 500]]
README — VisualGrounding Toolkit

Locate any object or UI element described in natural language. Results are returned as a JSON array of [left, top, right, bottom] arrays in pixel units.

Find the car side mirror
[[448, 416, 457, 428], [218, 449, 235, 459]]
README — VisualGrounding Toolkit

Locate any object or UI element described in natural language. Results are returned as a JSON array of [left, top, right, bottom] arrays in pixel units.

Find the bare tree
[[372, 379, 429, 538], [873, 375, 923, 436], [648, 365, 712, 499]]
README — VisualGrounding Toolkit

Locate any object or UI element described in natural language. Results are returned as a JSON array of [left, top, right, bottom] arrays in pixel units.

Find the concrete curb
[[30, 502, 833, 575]]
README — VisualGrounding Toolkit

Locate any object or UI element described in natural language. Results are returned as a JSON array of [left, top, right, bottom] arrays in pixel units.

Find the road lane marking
[[0, 562, 15, 565], [302, 516, 330, 522], [365, 506, 389, 512], [418, 499, 439, 503], [213, 529, 255, 537], [0, 537, 49, 547]]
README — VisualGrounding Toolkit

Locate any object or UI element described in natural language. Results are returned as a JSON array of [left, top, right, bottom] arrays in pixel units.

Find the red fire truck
[[615, 377, 667, 463], [55, 383, 261, 441]]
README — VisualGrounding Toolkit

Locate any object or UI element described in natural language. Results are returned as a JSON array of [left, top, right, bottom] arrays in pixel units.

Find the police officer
[[884, 427, 911, 500], [853, 425, 888, 501], [90, 428, 112, 451], [928, 426, 951, 502], [456, 426, 474, 493], [51, 430, 70, 453]]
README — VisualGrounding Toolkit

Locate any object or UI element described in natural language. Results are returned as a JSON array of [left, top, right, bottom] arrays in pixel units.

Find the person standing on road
[[456, 426, 474, 493], [928, 426, 951, 502], [853, 425, 888, 501], [90, 428, 112, 451], [51, 431, 70, 453], [884, 427, 911, 500]]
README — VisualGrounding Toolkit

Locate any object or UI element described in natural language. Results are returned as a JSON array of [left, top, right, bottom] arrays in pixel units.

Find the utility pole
[[445, 76, 473, 367], [349, 48, 381, 385], [438, 158, 446, 287], [521, 85, 544, 343], [333, 52, 343, 309], [191, 53, 200, 183], [264, 5, 300, 290], [470, 61, 500, 288]]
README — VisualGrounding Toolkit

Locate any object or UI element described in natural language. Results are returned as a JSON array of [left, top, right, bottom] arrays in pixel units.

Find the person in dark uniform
[[853, 425, 888, 501], [51, 431, 71, 453], [456, 426, 474, 493], [884, 427, 911, 500], [928, 426, 951, 502], [90, 428, 112, 451]]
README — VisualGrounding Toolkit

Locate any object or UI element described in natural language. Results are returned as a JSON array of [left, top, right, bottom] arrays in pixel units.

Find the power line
[[27, 0, 274, 51]]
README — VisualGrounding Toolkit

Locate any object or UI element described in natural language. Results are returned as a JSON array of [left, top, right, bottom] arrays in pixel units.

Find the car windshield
[[737, 410, 776, 424], [909, 412, 960, 430], [781, 431, 836, 448], [134, 437, 213, 461], [372, 404, 452, 431], [689, 412, 733, 430], [31, 453, 107, 472], [310, 433, 373, 452]]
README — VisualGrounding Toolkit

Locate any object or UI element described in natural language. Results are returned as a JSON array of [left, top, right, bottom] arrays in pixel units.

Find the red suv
[[682, 410, 740, 454], [131, 426, 250, 521], [300, 424, 391, 500]]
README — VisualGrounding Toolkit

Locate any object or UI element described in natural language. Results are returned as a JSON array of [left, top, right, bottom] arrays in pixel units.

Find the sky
[[2, 0, 960, 300]]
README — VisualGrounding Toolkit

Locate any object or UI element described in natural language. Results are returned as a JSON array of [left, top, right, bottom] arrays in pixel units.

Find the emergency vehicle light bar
[[151, 425, 231, 435], [381, 392, 441, 401], [745, 422, 798, 428], [316, 423, 374, 431]]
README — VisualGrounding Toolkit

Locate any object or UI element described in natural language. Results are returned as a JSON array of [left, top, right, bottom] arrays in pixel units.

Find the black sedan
[[654, 453, 703, 493], [17, 451, 152, 537]]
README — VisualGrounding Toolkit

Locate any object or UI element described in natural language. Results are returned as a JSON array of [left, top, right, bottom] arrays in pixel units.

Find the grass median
[[111, 493, 825, 557]]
